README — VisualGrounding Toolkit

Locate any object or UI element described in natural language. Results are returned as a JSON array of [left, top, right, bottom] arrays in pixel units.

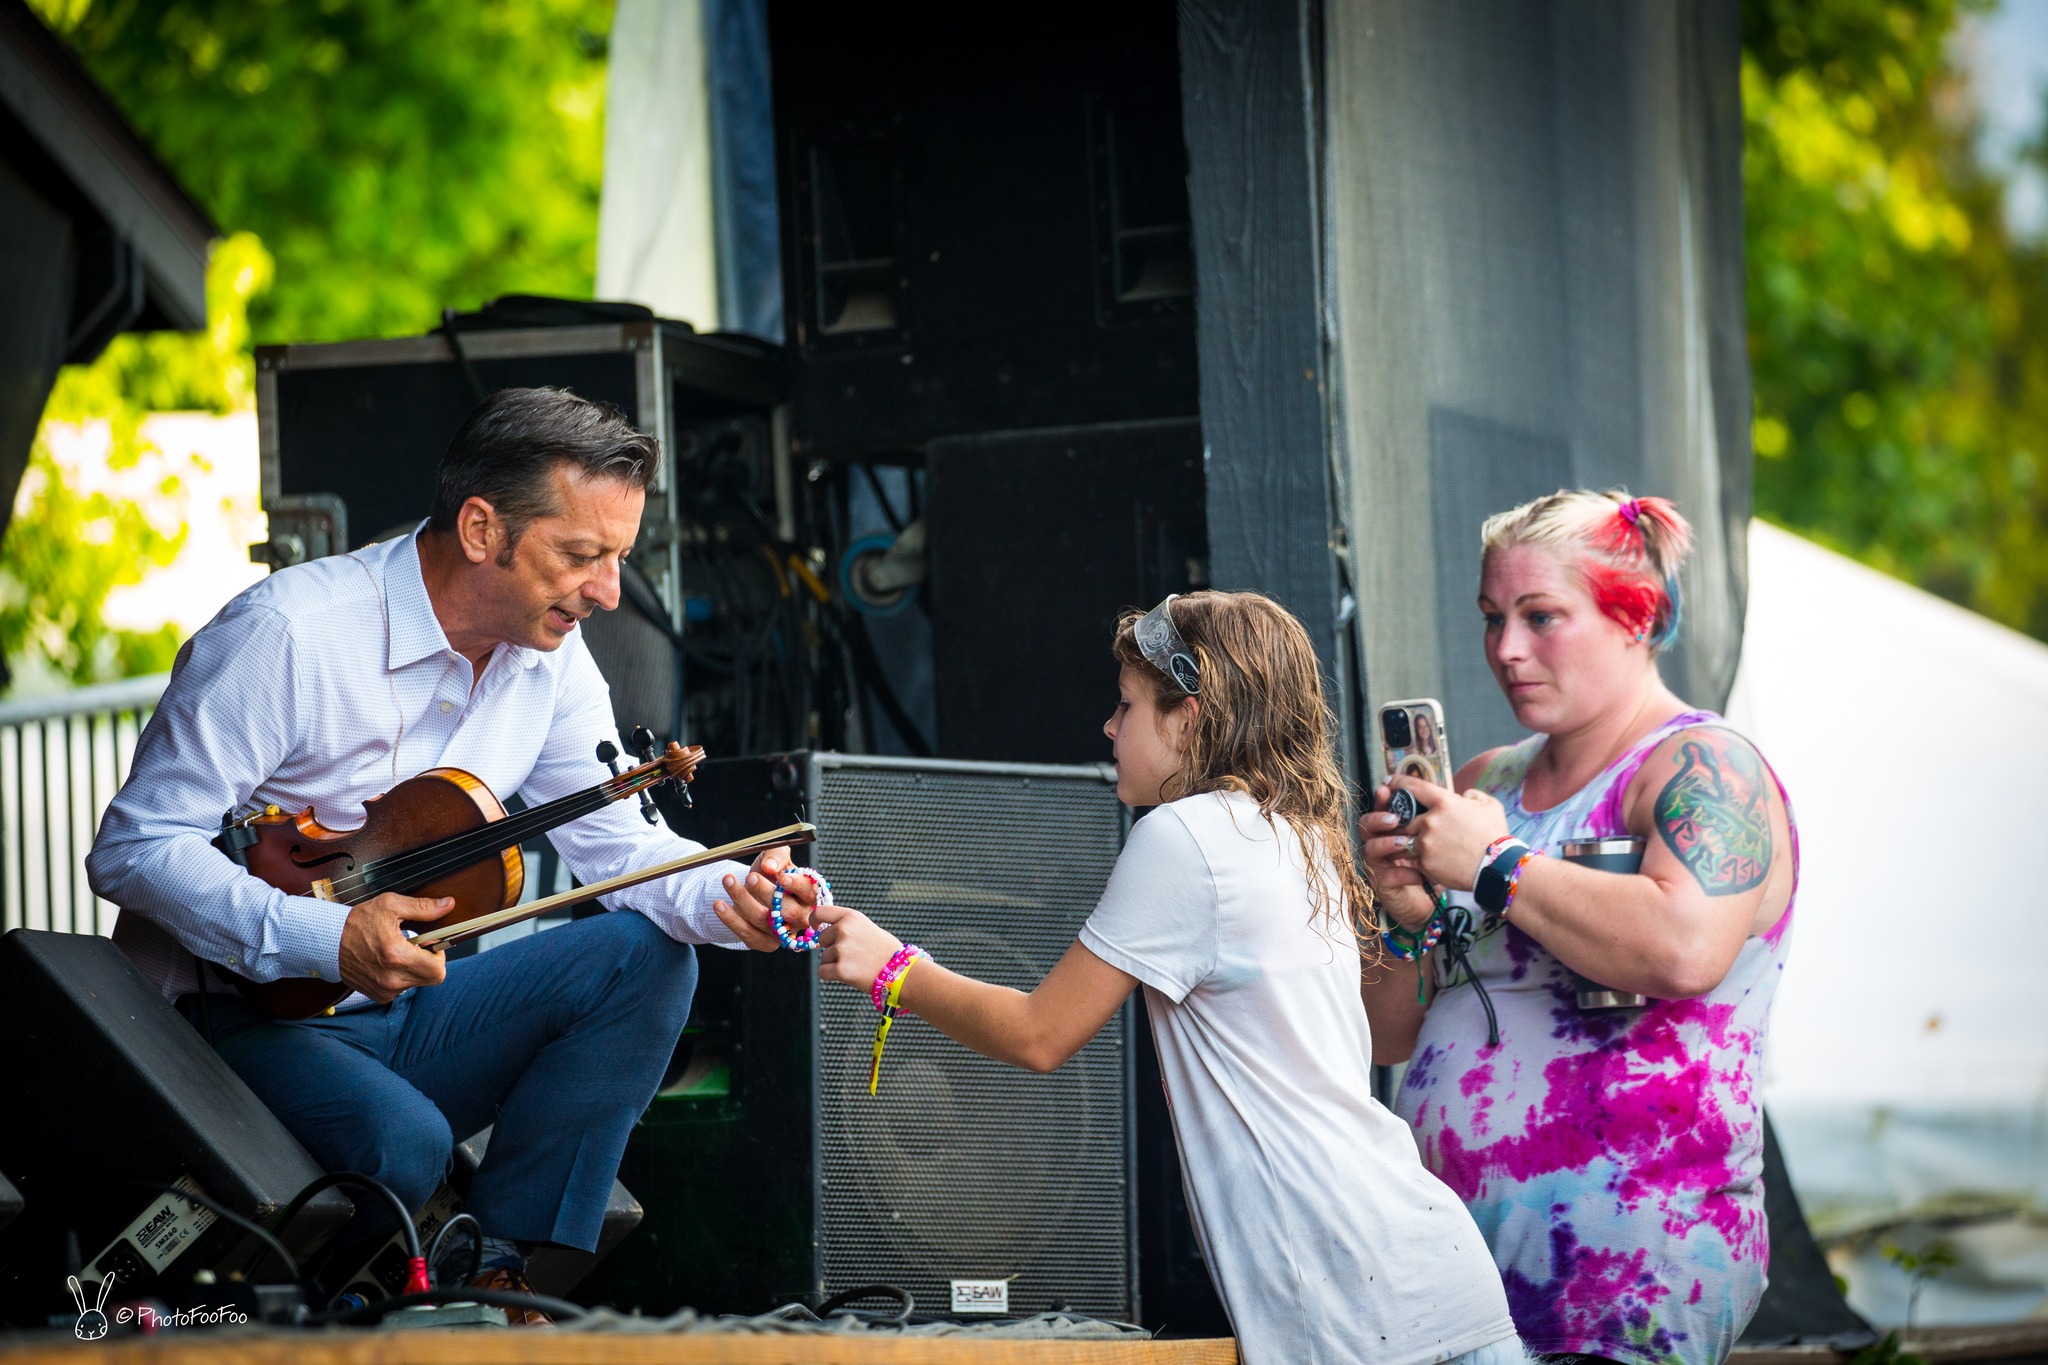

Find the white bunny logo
[[69, 1272, 113, 1340]]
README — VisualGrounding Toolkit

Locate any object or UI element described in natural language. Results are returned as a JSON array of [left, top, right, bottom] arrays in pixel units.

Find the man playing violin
[[86, 386, 816, 1320]]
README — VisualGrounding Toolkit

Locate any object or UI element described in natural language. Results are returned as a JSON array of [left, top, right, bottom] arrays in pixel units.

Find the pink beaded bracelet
[[871, 945, 925, 1013]]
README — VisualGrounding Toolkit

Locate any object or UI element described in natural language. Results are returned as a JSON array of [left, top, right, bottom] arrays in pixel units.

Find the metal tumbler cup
[[1559, 836, 1649, 1010]]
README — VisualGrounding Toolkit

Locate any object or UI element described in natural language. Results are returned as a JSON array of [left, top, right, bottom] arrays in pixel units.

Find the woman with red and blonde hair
[[1361, 490, 1797, 1365]]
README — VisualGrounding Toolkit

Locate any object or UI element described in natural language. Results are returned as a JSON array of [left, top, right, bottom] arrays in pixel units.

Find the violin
[[208, 730, 813, 1020]]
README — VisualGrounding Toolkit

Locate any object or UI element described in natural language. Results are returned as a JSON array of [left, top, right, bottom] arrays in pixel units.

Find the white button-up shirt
[[87, 529, 746, 1002]]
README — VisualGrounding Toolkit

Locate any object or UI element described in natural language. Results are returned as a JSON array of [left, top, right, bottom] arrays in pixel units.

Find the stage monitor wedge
[[0, 929, 351, 1326]]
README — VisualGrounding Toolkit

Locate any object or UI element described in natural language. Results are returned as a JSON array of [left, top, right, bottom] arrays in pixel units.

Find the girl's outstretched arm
[[813, 902, 1137, 1074]]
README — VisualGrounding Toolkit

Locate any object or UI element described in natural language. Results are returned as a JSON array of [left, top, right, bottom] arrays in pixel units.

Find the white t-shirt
[[1080, 790, 1516, 1365]]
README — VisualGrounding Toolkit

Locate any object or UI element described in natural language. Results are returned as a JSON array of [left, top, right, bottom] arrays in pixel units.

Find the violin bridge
[[310, 879, 335, 901]]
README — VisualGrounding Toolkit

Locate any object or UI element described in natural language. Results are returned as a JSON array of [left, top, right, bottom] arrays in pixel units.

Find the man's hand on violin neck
[[339, 892, 457, 1002]]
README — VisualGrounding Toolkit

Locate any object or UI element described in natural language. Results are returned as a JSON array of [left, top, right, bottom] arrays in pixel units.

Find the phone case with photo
[[1379, 698, 1453, 790]]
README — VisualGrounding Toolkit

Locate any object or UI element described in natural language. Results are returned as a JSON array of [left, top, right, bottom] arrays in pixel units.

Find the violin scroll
[[665, 741, 699, 811], [601, 732, 703, 819]]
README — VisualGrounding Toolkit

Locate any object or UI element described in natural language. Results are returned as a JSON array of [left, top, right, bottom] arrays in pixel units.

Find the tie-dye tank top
[[1395, 710, 1796, 1365]]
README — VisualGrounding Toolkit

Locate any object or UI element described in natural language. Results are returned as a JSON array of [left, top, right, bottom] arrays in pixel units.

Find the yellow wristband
[[869, 952, 924, 1096]]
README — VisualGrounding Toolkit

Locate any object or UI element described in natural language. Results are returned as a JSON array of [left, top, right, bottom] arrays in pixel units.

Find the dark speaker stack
[[578, 752, 1139, 1319], [769, 0, 1210, 764]]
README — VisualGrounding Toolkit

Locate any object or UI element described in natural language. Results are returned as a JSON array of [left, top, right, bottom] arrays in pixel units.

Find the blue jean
[[185, 909, 698, 1251]]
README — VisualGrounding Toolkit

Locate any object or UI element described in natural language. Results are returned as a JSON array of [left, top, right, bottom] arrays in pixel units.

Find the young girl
[[812, 591, 1522, 1365]]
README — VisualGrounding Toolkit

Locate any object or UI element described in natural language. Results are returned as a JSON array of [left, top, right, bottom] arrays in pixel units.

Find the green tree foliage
[[29, 0, 611, 345], [4, 0, 610, 692], [0, 234, 272, 689], [1744, 0, 2048, 639]]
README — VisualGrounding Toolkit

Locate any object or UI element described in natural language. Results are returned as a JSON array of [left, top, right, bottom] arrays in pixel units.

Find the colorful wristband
[[1475, 843, 1543, 916], [771, 868, 832, 953], [1379, 914, 1444, 962], [1475, 836, 1526, 896], [1500, 849, 1543, 916], [869, 949, 927, 1096], [871, 944, 924, 1012]]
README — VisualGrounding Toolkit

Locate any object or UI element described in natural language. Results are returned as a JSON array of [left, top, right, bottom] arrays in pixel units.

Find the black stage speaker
[[925, 420, 1206, 764], [771, 0, 1197, 456], [578, 752, 1136, 1320], [0, 930, 351, 1325]]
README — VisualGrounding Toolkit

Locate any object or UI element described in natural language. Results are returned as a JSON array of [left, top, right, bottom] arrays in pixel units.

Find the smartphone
[[1378, 698, 1453, 791]]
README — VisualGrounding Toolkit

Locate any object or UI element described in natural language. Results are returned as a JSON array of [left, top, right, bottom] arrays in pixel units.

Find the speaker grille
[[810, 761, 1131, 1318]]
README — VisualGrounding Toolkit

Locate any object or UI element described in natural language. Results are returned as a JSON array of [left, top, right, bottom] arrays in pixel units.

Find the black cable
[[425, 1212, 483, 1290], [258, 1171, 421, 1273], [132, 1181, 303, 1288], [859, 464, 906, 535], [838, 607, 933, 756], [1425, 893, 1500, 1048], [438, 309, 489, 403], [306, 1285, 590, 1326], [818, 1283, 915, 1326]]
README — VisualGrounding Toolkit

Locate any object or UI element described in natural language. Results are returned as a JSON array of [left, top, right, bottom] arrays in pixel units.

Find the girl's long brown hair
[[1113, 591, 1377, 948]]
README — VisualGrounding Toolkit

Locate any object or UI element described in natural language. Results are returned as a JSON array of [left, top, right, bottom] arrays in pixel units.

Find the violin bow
[[411, 822, 819, 949]]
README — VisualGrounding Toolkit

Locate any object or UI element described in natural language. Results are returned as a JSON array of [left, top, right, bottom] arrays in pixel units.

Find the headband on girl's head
[[1134, 595, 1200, 695]]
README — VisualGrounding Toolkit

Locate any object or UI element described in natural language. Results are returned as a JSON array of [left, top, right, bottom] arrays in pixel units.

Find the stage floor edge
[[0, 1333, 1240, 1365]]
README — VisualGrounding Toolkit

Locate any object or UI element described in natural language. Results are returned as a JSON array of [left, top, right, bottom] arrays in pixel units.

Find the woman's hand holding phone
[[1360, 787, 1441, 931], [1376, 773, 1512, 895]]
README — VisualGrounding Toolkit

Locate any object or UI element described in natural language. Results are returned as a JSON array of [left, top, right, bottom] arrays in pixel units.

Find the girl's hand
[[813, 903, 903, 992], [1386, 773, 1512, 892], [1359, 786, 1438, 930]]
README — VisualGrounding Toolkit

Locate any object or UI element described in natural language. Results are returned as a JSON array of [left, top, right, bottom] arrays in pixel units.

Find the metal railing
[[0, 674, 168, 936]]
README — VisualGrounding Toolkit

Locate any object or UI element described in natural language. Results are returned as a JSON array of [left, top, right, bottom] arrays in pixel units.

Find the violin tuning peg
[[596, 740, 622, 776], [630, 726, 657, 761]]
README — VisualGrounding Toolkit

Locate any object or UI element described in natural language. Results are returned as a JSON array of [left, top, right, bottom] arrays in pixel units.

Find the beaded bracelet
[[1379, 916, 1444, 962], [868, 949, 927, 1096], [1474, 836, 1527, 897], [1474, 840, 1540, 916], [770, 867, 832, 952], [1381, 886, 1452, 1005], [871, 944, 924, 1012], [1499, 848, 1543, 917]]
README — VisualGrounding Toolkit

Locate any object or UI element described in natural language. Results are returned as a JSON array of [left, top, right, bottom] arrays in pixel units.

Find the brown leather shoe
[[469, 1266, 555, 1328]]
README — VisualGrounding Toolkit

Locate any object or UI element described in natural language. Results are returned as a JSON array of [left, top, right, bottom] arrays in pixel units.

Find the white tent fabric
[[595, 0, 719, 329], [1727, 520, 2048, 1325]]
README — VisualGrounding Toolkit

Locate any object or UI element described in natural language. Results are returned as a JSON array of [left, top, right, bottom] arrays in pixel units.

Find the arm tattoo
[[1654, 733, 1773, 895]]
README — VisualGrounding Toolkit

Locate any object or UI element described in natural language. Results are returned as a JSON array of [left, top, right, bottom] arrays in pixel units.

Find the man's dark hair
[[429, 387, 661, 548]]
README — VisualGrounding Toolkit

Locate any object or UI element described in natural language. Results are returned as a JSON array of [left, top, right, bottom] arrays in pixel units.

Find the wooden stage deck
[[3, 1322, 2047, 1364], [0, 1334, 1237, 1364]]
